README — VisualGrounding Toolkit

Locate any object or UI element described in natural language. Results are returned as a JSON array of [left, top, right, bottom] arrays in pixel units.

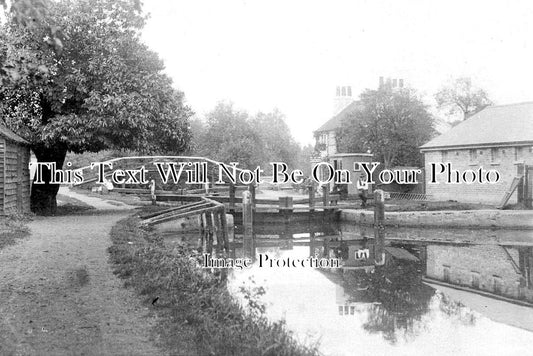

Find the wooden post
[[374, 189, 385, 265], [242, 191, 254, 259], [278, 196, 293, 232], [524, 166, 531, 208], [200, 213, 207, 252], [149, 179, 156, 205], [229, 183, 236, 212], [249, 184, 256, 209], [214, 210, 223, 252], [278, 196, 293, 211], [308, 182, 315, 212], [206, 212, 214, 254], [226, 213, 235, 259], [518, 164, 525, 204], [322, 185, 329, 207], [309, 231, 316, 258], [220, 208, 230, 255]]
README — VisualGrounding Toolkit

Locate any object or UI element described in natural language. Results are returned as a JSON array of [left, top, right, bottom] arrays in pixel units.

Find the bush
[[109, 214, 319, 356]]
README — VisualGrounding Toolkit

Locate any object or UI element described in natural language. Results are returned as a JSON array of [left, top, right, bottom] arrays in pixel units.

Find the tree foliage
[[250, 109, 300, 167], [435, 77, 492, 120], [191, 102, 300, 171], [0, 0, 192, 213], [336, 87, 434, 168]]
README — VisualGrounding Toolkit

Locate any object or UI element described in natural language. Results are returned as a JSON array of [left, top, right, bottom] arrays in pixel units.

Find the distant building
[[314, 100, 361, 158], [314, 78, 406, 159], [313, 94, 371, 195], [420, 102, 533, 205], [312, 79, 405, 195]]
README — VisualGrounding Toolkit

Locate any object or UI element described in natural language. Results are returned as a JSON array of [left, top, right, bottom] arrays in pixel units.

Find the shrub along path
[[0, 193, 170, 355]]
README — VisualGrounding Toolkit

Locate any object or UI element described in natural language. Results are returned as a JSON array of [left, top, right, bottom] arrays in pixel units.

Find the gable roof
[[420, 102, 533, 150], [315, 101, 362, 133], [0, 124, 29, 145]]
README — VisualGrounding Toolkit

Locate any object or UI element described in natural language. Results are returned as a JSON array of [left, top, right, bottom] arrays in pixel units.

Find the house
[[314, 99, 361, 158], [314, 79, 406, 158], [313, 80, 405, 195], [0, 125, 31, 214], [313, 97, 372, 195], [420, 102, 533, 205]]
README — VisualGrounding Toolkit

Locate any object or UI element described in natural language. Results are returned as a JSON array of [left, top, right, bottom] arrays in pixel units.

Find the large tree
[[336, 86, 434, 168], [198, 102, 263, 169], [193, 102, 301, 171], [0, 0, 192, 214], [435, 77, 492, 120], [250, 109, 300, 168]]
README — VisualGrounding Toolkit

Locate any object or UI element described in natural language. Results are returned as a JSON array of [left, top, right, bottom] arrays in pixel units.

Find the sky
[[140, 0, 533, 145]]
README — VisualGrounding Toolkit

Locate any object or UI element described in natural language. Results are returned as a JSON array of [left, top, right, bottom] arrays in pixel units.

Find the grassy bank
[[108, 212, 319, 356], [0, 214, 31, 250]]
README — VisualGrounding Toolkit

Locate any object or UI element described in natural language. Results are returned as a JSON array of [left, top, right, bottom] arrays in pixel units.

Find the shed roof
[[0, 125, 29, 145], [315, 101, 362, 133], [421, 102, 533, 150]]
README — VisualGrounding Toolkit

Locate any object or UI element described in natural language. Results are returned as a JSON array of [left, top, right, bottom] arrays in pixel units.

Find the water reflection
[[229, 223, 533, 355], [338, 258, 436, 344]]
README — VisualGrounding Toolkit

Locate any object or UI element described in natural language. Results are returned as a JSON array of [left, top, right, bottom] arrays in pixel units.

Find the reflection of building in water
[[335, 280, 376, 316], [425, 244, 533, 303]]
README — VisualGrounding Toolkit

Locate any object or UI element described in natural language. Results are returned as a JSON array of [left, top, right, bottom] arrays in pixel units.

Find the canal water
[[228, 223, 533, 356]]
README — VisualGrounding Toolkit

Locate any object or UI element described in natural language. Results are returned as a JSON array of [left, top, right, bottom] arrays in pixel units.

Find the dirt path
[[0, 196, 164, 355]]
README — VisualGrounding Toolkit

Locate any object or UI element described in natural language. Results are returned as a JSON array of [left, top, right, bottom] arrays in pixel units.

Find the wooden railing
[[141, 196, 231, 256]]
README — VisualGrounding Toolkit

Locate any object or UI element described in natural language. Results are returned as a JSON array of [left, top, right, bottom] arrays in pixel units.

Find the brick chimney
[[333, 85, 353, 116]]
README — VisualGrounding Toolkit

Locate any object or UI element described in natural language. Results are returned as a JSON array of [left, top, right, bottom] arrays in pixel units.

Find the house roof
[[315, 101, 362, 133], [0, 125, 29, 145], [421, 102, 533, 150]]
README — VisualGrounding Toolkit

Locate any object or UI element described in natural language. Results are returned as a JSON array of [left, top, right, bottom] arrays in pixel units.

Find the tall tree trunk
[[31, 142, 68, 215]]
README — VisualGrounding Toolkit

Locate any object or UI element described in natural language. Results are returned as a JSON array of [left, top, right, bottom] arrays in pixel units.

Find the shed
[[0, 125, 31, 214]]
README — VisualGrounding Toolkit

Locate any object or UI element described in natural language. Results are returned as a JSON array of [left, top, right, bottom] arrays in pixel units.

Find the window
[[442, 150, 448, 161], [515, 147, 523, 161], [490, 148, 500, 163], [443, 266, 451, 282], [471, 272, 480, 289], [469, 149, 477, 163], [353, 162, 361, 171], [336, 86, 340, 96], [493, 276, 503, 295], [347, 87, 352, 96], [341, 86, 346, 96]]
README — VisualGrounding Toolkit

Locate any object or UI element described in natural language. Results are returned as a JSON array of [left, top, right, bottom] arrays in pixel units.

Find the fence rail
[[141, 196, 231, 256], [387, 192, 431, 201]]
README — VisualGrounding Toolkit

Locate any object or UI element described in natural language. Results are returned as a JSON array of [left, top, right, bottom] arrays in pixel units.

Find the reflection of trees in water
[[343, 260, 434, 343], [342, 258, 477, 344]]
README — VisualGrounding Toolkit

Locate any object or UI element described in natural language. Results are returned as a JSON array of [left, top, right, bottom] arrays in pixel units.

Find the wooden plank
[[145, 205, 221, 226], [141, 202, 212, 222], [497, 177, 522, 209]]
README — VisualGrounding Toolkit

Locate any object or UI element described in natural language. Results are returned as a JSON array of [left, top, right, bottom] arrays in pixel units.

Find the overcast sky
[[141, 0, 533, 145]]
